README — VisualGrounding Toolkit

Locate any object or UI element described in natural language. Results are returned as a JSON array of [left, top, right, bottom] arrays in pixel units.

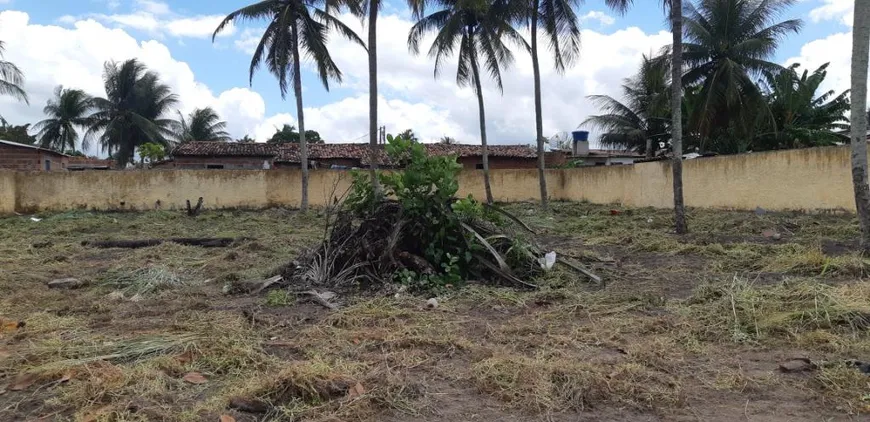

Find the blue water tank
[[572, 131, 589, 142]]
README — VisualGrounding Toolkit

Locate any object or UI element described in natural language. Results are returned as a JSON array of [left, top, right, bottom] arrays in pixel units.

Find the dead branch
[[295, 290, 338, 310], [83, 237, 248, 249], [557, 256, 603, 285], [186, 197, 204, 217]]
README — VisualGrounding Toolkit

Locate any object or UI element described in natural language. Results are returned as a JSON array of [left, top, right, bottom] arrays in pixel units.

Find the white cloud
[[135, 0, 170, 16], [581, 11, 615, 27], [0, 11, 261, 153], [235, 28, 263, 54], [0, 8, 674, 155], [808, 0, 853, 27], [0, 0, 13, 5], [785, 31, 863, 101], [81, 0, 235, 38], [165, 15, 230, 39], [321, 13, 671, 144]]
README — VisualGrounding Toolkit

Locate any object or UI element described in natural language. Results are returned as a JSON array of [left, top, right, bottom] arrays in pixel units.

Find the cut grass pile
[[1, 204, 870, 420]]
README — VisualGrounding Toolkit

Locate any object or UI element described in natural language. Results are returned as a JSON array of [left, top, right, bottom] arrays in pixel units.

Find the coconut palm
[[583, 54, 671, 158], [605, 0, 687, 234], [753, 63, 849, 151], [213, 0, 364, 212], [681, 0, 802, 142], [524, 0, 581, 209], [0, 41, 27, 104], [850, 0, 870, 251], [349, 0, 424, 199], [84, 59, 179, 167], [33, 86, 93, 153], [408, 0, 529, 204], [174, 107, 232, 143]]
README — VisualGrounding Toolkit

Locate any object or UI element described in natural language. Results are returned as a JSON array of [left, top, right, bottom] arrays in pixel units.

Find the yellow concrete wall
[[0, 171, 15, 214], [2, 146, 863, 214]]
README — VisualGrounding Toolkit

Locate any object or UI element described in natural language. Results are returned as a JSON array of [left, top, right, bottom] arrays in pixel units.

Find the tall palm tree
[[0, 41, 27, 105], [525, 0, 581, 209], [605, 0, 687, 234], [754, 63, 849, 151], [352, 0, 423, 199], [85, 59, 179, 167], [33, 86, 93, 153], [681, 0, 802, 143], [583, 54, 671, 158], [850, 0, 870, 252], [408, 0, 528, 204], [214, 0, 364, 212], [174, 107, 233, 143]]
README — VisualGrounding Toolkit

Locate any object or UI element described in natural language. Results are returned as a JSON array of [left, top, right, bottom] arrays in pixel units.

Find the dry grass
[[2, 204, 870, 420]]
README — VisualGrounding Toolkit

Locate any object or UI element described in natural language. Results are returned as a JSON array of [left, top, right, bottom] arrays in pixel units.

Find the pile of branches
[[281, 134, 598, 293]]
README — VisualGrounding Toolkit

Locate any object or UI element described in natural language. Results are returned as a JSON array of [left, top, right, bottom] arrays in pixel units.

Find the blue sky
[[0, 0, 858, 149]]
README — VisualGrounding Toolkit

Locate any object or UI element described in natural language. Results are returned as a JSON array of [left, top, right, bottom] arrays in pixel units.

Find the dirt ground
[[1, 202, 869, 421]]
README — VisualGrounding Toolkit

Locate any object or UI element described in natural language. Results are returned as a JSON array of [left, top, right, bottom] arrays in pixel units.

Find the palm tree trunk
[[530, 0, 548, 209], [469, 48, 494, 204], [670, 0, 687, 234], [291, 22, 309, 212], [850, 0, 870, 252], [368, 0, 382, 199], [645, 138, 653, 159]]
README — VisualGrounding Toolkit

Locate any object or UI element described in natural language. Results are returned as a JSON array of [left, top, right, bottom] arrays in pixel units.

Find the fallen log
[[83, 237, 247, 249]]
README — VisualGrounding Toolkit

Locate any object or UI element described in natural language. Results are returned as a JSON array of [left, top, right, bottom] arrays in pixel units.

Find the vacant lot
[[1, 202, 869, 421]]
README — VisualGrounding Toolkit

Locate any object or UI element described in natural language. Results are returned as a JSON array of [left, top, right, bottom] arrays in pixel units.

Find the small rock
[[107, 291, 125, 301], [47, 278, 84, 289], [426, 298, 439, 309], [779, 358, 816, 373], [762, 229, 780, 240], [755, 206, 767, 216]]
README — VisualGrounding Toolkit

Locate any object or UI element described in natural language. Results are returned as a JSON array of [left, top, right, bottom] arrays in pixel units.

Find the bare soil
[[1, 203, 869, 421]]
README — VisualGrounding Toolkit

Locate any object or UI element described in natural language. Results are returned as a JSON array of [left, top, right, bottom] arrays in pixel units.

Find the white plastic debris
[[426, 298, 439, 309], [539, 251, 557, 271], [646, 217, 653, 223], [30, 217, 41, 222]]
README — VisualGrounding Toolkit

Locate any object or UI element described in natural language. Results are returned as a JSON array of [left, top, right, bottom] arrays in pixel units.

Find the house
[[157, 142, 277, 169], [0, 140, 68, 171], [163, 141, 564, 170], [67, 156, 115, 171], [570, 136, 643, 166]]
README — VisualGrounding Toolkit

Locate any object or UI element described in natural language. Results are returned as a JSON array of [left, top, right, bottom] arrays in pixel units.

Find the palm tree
[[214, 0, 364, 212], [0, 41, 27, 105], [754, 63, 849, 151], [85, 59, 179, 167], [605, 0, 687, 234], [174, 107, 232, 143], [408, 0, 528, 204], [850, 0, 870, 252], [525, 0, 581, 209], [681, 0, 802, 144], [583, 54, 671, 158], [33, 86, 93, 153]]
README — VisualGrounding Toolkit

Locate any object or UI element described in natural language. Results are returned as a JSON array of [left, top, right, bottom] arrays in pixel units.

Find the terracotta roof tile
[[172, 142, 277, 157], [173, 141, 539, 165]]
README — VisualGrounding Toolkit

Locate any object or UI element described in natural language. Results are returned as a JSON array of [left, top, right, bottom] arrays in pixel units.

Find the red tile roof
[[172, 141, 539, 165], [172, 142, 277, 157]]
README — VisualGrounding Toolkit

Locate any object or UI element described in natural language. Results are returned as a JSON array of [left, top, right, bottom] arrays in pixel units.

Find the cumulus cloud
[[0, 11, 259, 153], [321, 13, 671, 143], [808, 0, 853, 26], [83, 0, 235, 38], [787, 0, 864, 100], [580, 11, 615, 27], [1, 7, 673, 155]]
